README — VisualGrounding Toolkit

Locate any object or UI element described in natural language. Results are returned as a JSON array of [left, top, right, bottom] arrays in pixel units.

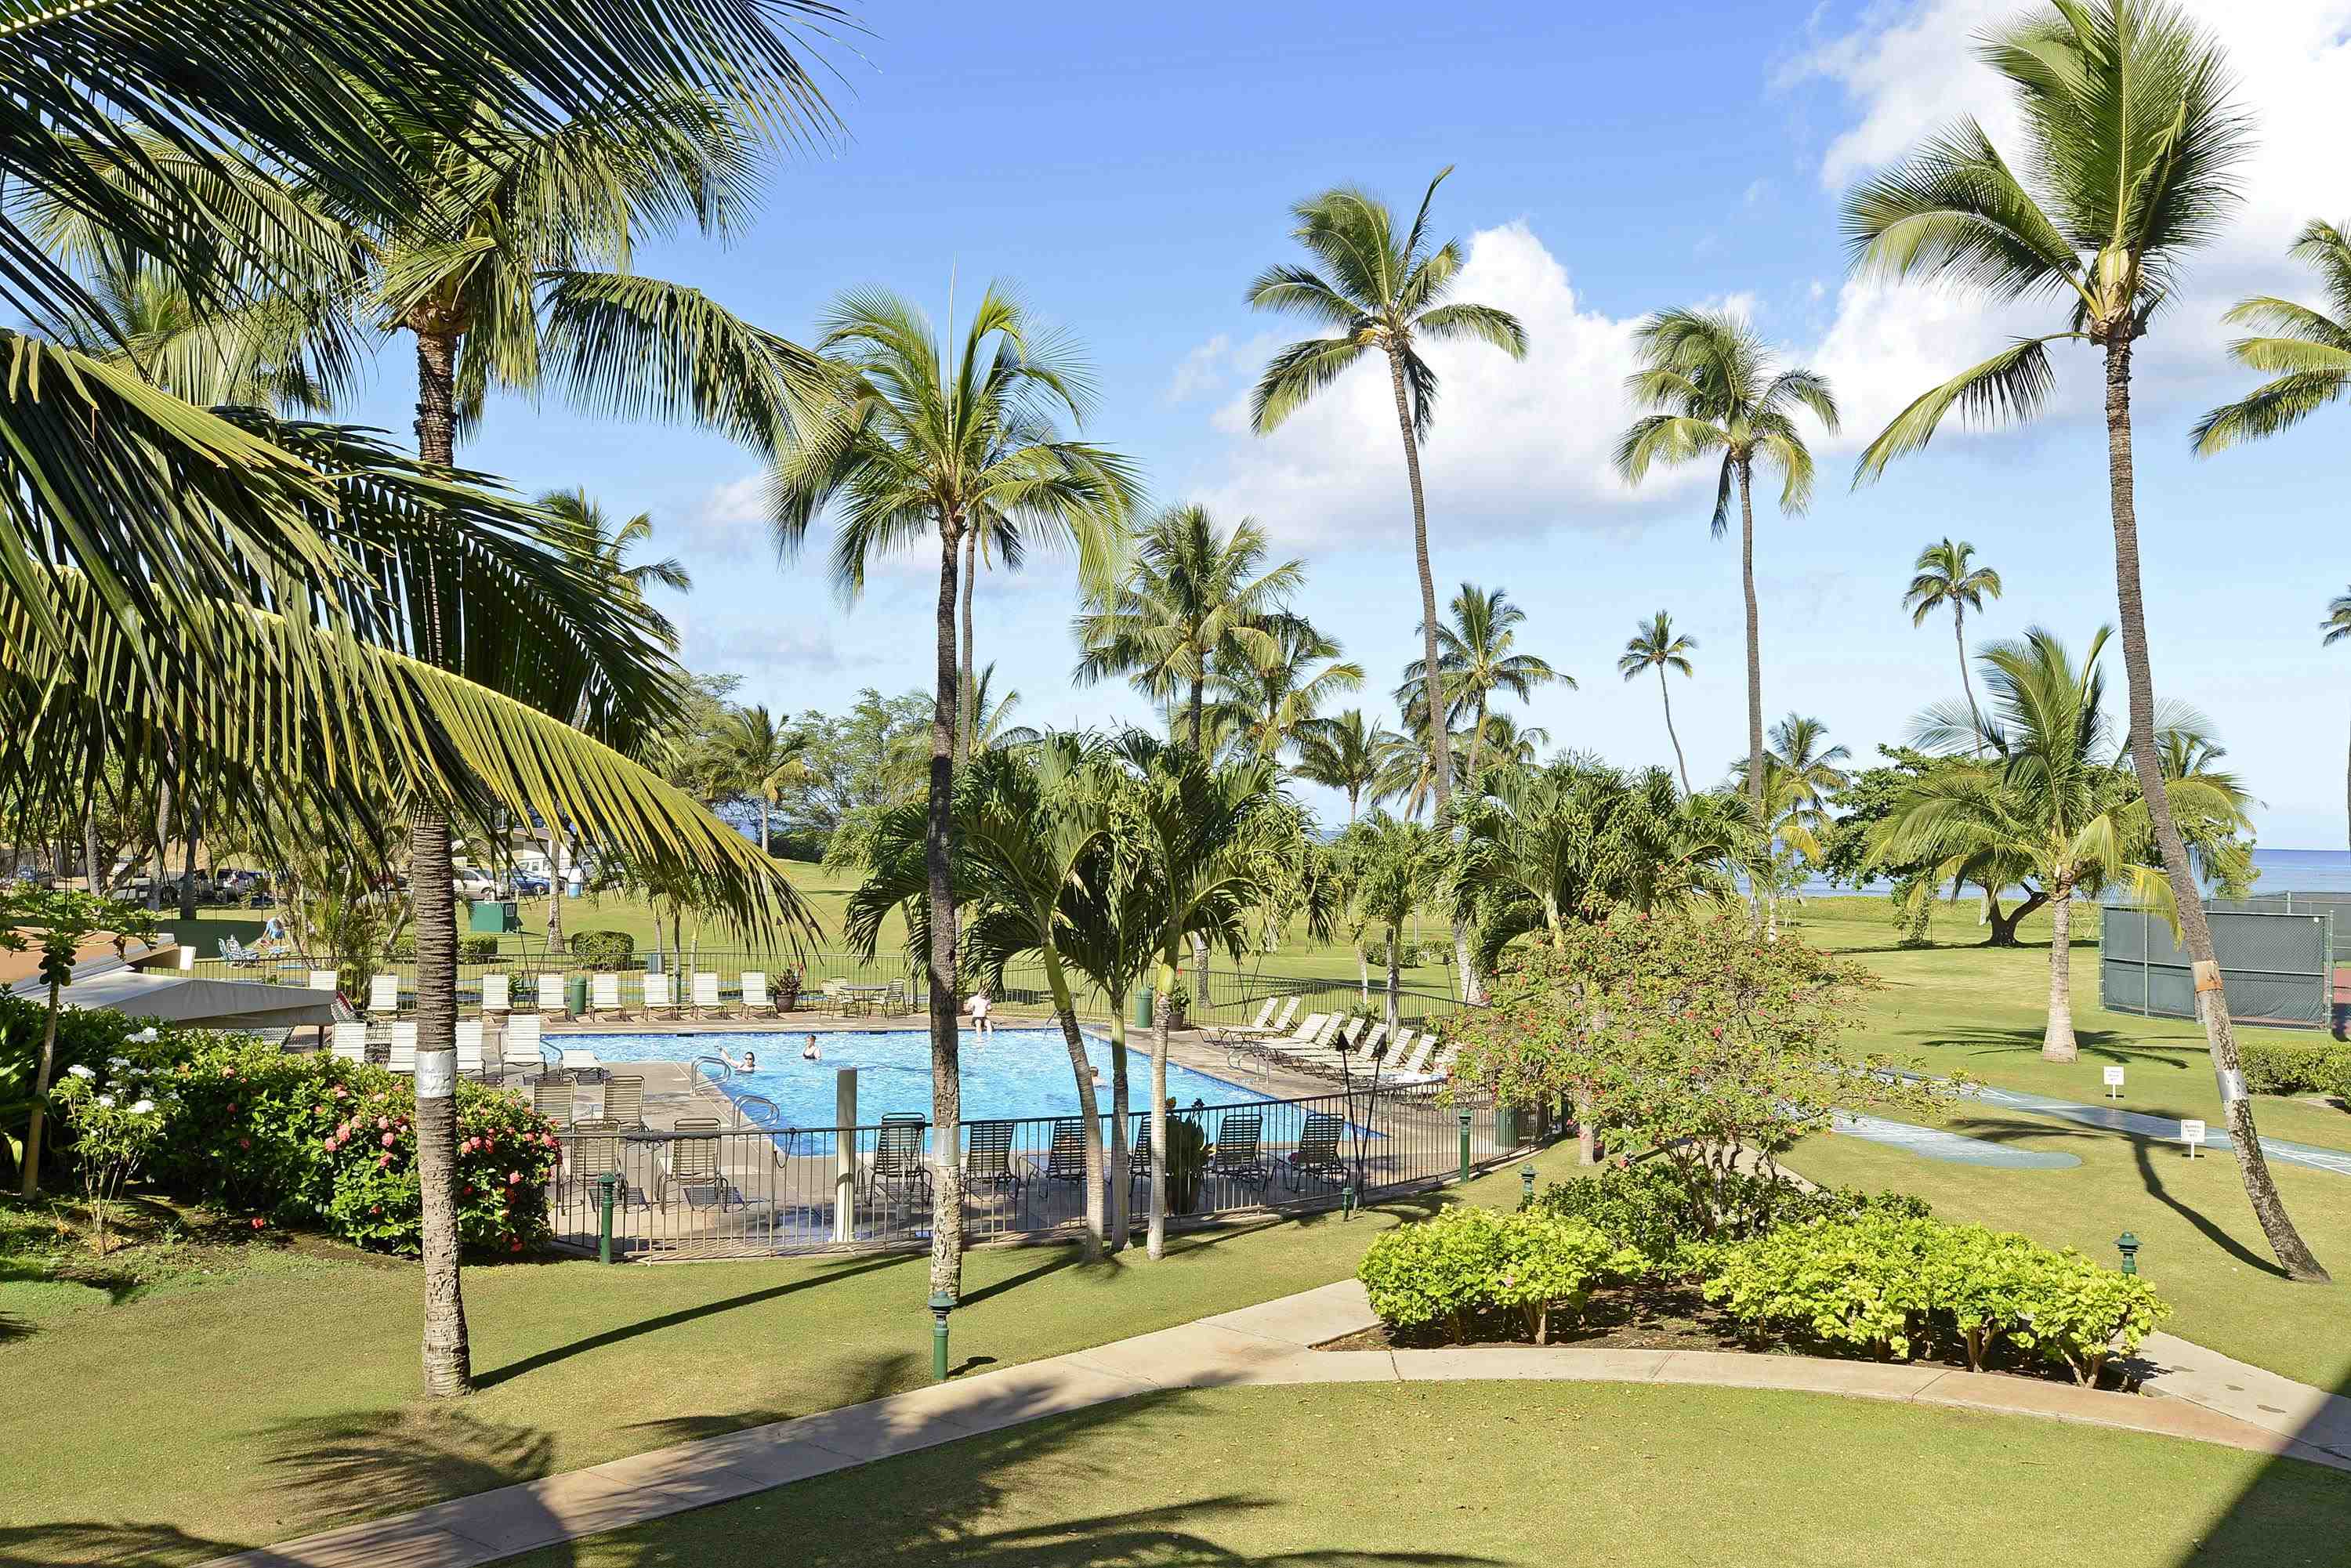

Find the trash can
[[469, 899, 518, 934], [1132, 987, 1154, 1030], [565, 975, 588, 1017]]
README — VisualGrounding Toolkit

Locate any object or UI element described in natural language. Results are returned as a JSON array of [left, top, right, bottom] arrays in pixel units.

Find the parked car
[[452, 870, 498, 899], [509, 873, 551, 896]]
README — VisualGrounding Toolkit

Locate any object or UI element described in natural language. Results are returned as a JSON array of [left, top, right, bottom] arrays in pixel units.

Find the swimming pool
[[560, 1027, 1266, 1129]]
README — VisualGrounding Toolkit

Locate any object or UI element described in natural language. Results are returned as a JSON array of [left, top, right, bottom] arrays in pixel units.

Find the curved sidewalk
[[207, 1280, 2351, 1568]]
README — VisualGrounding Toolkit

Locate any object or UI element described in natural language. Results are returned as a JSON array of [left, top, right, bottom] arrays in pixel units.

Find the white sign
[[2180, 1118, 2207, 1157], [2103, 1066, 2125, 1091]]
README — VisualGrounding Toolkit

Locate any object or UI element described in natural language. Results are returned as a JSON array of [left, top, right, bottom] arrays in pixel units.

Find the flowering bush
[[48, 1055, 171, 1254], [145, 1039, 560, 1255], [1357, 1206, 1634, 1344]]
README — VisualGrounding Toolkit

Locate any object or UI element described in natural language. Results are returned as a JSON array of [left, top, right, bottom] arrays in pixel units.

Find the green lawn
[[513, 1382, 2350, 1568]]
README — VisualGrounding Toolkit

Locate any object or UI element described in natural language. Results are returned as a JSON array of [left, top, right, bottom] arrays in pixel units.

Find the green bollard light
[[1520, 1164, 1537, 1207], [1458, 1110, 1472, 1184], [929, 1291, 956, 1381], [2116, 1232, 2139, 1276], [1341, 1182, 1356, 1219], [596, 1171, 621, 1265]]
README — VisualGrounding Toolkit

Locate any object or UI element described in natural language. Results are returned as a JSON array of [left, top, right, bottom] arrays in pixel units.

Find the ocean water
[[1773, 847, 2351, 900]]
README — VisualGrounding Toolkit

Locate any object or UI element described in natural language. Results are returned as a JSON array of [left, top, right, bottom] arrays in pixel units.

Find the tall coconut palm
[[1904, 539, 2004, 750], [1209, 617, 1363, 763], [1074, 505, 1302, 747], [1338, 813, 1451, 1031], [774, 284, 1139, 1300], [538, 489, 694, 650], [1614, 309, 1838, 831], [1397, 583, 1569, 790], [2192, 219, 2351, 455], [966, 663, 1041, 754], [1730, 715, 1851, 938], [2326, 590, 2351, 849], [1871, 627, 2252, 1063], [1245, 168, 1527, 994], [1617, 612, 1698, 794], [722, 704, 810, 859], [1291, 709, 1390, 824], [1841, 0, 2324, 1280]]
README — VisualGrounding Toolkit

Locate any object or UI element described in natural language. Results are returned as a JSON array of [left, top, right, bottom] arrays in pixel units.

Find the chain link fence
[[2099, 900, 2334, 1028]]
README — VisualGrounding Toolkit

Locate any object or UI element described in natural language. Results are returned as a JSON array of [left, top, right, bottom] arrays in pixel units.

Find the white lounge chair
[[559, 1045, 604, 1081], [455, 1020, 487, 1077], [690, 971, 725, 1018], [308, 969, 339, 993], [536, 972, 567, 1017], [741, 972, 778, 1017], [329, 1021, 369, 1064], [590, 972, 630, 1020], [502, 1013, 545, 1077], [1227, 1011, 1329, 1072], [1215, 999, 1280, 1037], [386, 1022, 418, 1074], [1392, 1035, 1456, 1087], [480, 973, 511, 1016], [368, 973, 401, 1016], [643, 971, 677, 1019]]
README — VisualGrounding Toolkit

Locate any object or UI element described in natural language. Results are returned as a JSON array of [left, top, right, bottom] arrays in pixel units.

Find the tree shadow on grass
[[2128, 1137, 2290, 1280], [1919, 1027, 2201, 1069]]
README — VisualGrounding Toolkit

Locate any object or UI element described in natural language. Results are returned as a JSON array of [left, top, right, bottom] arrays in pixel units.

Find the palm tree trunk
[[1956, 604, 1985, 753], [82, 812, 99, 893], [179, 805, 199, 922], [2041, 873, 2077, 1062], [2100, 335, 2327, 1283], [410, 320, 473, 1396], [1147, 962, 1173, 1259], [545, 834, 565, 952], [1736, 460, 1764, 822], [1659, 666, 1690, 795], [926, 522, 967, 1299], [1107, 1008, 1131, 1252], [956, 529, 977, 766], [1464, 695, 1487, 788], [18, 980, 63, 1197], [756, 795, 771, 860], [148, 777, 169, 914], [1044, 958, 1104, 1258], [1187, 675, 1204, 752], [1385, 927, 1401, 1033]]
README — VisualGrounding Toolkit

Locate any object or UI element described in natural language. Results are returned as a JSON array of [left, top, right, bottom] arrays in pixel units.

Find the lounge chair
[[502, 1013, 546, 1078], [535, 973, 567, 1019], [690, 971, 726, 1019], [480, 973, 511, 1018], [1263, 1014, 1349, 1074], [567, 1117, 625, 1205], [368, 973, 401, 1016], [1218, 999, 1280, 1038], [1023, 1119, 1089, 1191], [1355, 1020, 1391, 1062], [307, 969, 339, 994], [386, 1021, 418, 1075], [218, 935, 259, 967], [865, 1113, 932, 1214], [741, 972, 779, 1018], [559, 1045, 605, 1083], [531, 1077, 575, 1129], [963, 1120, 1024, 1207], [1282, 1110, 1349, 1190], [454, 1020, 487, 1078], [590, 972, 632, 1022], [1386, 1032, 1431, 1077], [328, 1021, 369, 1065], [1391, 1036, 1456, 1088], [1204, 1110, 1268, 1193], [657, 1117, 730, 1209], [602, 1074, 645, 1130], [643, 971, 680, 1020]]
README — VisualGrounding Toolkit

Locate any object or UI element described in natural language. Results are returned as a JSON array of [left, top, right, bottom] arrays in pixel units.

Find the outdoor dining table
[[841, 984, 890, 1016]]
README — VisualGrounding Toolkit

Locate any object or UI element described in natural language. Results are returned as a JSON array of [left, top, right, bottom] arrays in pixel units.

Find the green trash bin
[[468, 899, 518, 934], [565, 975, 588, 1018], [1132, 987, 1154, 1030]]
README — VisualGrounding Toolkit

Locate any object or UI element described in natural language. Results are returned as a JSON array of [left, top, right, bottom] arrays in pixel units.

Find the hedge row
[[2238, 1039, 2351, 1100]]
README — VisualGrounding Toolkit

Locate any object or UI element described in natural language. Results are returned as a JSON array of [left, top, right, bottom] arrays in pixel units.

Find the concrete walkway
[[206, 1281, 2351, 1568]]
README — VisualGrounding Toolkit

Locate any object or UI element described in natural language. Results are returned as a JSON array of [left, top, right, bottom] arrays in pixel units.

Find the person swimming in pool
[[719, 1046, 759, 1074], [801, 1034, 820, 1062]]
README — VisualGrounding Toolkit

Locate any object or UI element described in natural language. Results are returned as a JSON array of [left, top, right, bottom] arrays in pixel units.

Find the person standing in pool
[[967, 988, 994, 1039], [802, 1034, 820, 1062], [718, 1047, 758, 1074]]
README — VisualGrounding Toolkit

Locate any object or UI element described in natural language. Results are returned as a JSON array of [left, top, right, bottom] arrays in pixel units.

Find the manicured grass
[[0, 1144, 1584, 1566], [516, 1382, 2351, 1568]]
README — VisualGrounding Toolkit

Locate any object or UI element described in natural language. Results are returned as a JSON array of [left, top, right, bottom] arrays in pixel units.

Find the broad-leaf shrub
[[145, 1040, 560, 1255], [1357, 1207, 1630, 1343], [1704, 1214, 2167, 1382], [567, 929, 636, 969], [1527, 1161, 1929, 1271], [2238, 1039, 2351, 1100]]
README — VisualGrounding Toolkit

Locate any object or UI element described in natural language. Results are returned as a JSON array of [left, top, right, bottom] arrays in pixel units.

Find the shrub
[[391, 935, 500, 963], [1703, 1214, 2167, 1382], [1357, 1206, 1630, 1343], [2, 993, 209, 1185], [1492, 1211, 1624, 1343], [49, 1056, 168, 1255], [1527, 1161, 1928, 1272], [567, 929, 636, 969], [2239, 1039, 2351, 1100], [144, 1038, 559, 1255]]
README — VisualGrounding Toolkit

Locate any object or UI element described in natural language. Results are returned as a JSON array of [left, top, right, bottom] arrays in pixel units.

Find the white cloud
[[1186, 221, 1702, 552], [1742, 177, 1774, 208], [673, 471, 773, 564], [1167, 333, 1232, 403]]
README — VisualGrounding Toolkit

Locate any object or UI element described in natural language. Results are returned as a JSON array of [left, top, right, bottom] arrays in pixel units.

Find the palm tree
[[538, 490, 694, 650], [1074, 505, 1302, 747], [1842, 0, 2324, 1280], [1871, 627, 2252, 1063], [1339, 814, 1451, 1031], [60, 261, 342, 412], [1617, 612, 1698, 794], [2192, 219, 2351, 454], [1614, 309, 1838, 831], [1208, 617, 1363, 763], [722, 705, 810, 859], [1291, 709, 1390, 824], [1731, 715, 1851, 939], [967, 663, 1041, 753], [1904, 540, 2004, 749], [2326, 590, 2351, 849], [774, 284, 1139, 1301], [1397, 583, 1569, 789], [1245, 166, 1528, 844]]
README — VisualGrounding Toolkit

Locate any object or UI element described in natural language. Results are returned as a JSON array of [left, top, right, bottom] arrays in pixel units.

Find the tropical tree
[[1292, 709, 1391, 824], [1208, 616, 1363, 763], [2192, 219, 2351, 455], [1614, 309, 1838, 830], [1871, 628, 2253, 1063], [773, 284, 1139, 1300], [723, 705, 811, 859], [538, 489, 694, 650], [1730, 715, 1853, 940], [966, 664, 1041, 754], [2326, 590, 2351, 849], [1840, 0, 2325, 1280], [1904, 539, 2004, 749], [58, 260, 341, 412], [1074, 505, 1302, 747], [1616, 612, 1698, 794], [1338, 814, 1451, 1030], [1397, 583, 1568, 788], [1245, 167, 1527, 990]]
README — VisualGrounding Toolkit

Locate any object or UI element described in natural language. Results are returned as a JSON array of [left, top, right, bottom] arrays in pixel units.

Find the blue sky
[[342, 0, 2351, 848]]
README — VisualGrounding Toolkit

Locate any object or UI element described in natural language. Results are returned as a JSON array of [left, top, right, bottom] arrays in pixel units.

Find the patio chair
[[328, 1021, 369, 1065], [1281, 1110, 1349, 1191], [1204, 1110, 1268, 1193], [864, 1113, 933, 1215], [218, 935, 259, 967], [567, 1117, 626, 1206], [386, 1021, 418, 1075], [963, 1120, 1024, 1206], [1022, 1118, 1089, 1190], [590, 972, 632, 1022], [535, 973, 567, 1018], [657, 1117, 730, 1209], [531, 1077, 575, 1130], [367, 972, 401, 1016], [480, 973, 512, 1017], [559, 1045, 605, 1082], [454, 1020, 487, 1078], [602, 1074, 646, 1130], [819, 978, 849, 1016], [307, 969, 339, 994], [741, 971, 779, 1018], [690, 970, 726, 1019], [643, 970, 679, 1020], [502, 1013, 547, 1078], [882, 980, 911, 1017]]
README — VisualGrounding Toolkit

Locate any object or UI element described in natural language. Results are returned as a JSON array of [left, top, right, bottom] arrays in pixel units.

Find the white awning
[[9, 968, 335, 1030]]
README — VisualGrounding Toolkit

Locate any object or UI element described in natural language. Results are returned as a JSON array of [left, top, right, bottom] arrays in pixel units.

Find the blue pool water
[[562, 1027, 1266, 1128]]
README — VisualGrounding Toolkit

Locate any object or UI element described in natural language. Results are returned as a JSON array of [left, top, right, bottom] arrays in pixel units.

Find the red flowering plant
[[1448, 909, 1951, 1192], [144, 1038, 559, 1255]]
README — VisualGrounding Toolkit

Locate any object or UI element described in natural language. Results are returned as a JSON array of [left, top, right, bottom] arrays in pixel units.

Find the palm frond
[[1851, 335, 2070, 484]]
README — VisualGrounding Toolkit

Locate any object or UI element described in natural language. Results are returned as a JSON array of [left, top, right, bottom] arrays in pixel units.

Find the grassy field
[[514, 1382, 2349, 1568]]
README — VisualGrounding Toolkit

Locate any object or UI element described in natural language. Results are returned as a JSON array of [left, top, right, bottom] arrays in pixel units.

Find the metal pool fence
[[545, 1088, 1544, 1260], [2099, 901, 2334, 1029]]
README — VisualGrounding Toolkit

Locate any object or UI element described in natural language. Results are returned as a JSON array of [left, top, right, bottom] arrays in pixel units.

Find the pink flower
[[506, 1171, 520, 1185], [313, 1104, 328, 1116], [379, 1153, 393, 1168], [321, 1138, 337, 1151], [370, 1204, 382, 1215], [238, 1136, 252, 1150], [250, 1216, 265, 1230], [376, 1116, 389, 1131], [381, 1132, 396, 1149]]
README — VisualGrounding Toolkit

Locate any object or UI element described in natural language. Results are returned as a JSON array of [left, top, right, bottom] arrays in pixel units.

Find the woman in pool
[[801, 1034, 820, 1062], [719, 1047, 758, 1074]]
